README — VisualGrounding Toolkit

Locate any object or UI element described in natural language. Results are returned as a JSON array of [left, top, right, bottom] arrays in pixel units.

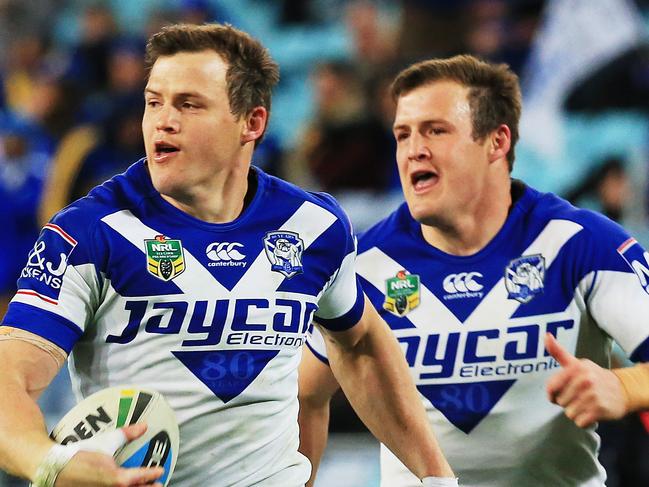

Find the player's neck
[[420, 179, 512, 256], [160, 164, 255, 224]]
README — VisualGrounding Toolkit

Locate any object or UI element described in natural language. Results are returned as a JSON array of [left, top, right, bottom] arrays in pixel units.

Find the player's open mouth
[[154, 141, 180, 161], [411, 170, 438, 192]]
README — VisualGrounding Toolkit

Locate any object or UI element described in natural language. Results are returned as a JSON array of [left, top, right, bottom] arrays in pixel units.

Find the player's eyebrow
[[144, 88, 207, 100], [393, 119, 450, 131]]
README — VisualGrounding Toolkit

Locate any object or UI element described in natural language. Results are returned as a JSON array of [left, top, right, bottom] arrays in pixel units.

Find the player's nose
[[156, 104, 180, 133], [407, 134, 431, 161]]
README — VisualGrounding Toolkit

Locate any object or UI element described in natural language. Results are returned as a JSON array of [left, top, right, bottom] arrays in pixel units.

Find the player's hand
[[544, 333, 627, 428], [53, 424, 164, 487]]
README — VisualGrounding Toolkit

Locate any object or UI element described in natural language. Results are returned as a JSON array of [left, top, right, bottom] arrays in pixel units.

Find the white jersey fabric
[[3, 160, 364, 487], [307, 181, 649, 487]]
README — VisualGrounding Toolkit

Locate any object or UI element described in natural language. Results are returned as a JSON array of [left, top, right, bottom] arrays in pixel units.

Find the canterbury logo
[[147, 439, 168, 467], [206, 242, 246, 261], [443, 272, 483, 294]]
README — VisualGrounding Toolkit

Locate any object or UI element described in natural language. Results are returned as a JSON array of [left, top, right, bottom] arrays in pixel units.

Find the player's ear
[[488, 124, 511, 164], [241, 106, 268, 145]]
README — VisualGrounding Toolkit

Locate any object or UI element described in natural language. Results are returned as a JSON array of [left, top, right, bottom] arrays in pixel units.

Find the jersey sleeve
[[578, 216, 649, 362], [312, 195, 365, 331], [305, 324, 330, 365], [1, 207, 102, 353]]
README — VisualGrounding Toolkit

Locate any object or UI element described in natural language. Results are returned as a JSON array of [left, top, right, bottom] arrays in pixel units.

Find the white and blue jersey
[[308, 182, 649, 487], [2, 160, 364, 487]]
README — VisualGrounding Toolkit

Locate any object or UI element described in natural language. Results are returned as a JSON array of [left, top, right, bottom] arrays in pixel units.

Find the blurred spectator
[[0, 114, 49, 316], [279, 0, 316, 24], [65, 4, 119, 95], [464, 0, 542, 74], [565, 156, 629, 222], [397, 0, 469, 61], [37, 121, 100, 226], [39, 35, 146, 221], [26, 72, 98, 225], [364, 67, 400, 190], [279, 0, 349, 25], [396, 0, 542, 71], [284, 60, 394, 192], [3, 71, 82, 164], [505, 0, 545, 73], [463, 0, 509, 62], [80, 37, 146, 125], [24, 73, 83, 155], [143, 1, 229, 45], [345, 0, 398, 79], [69, 103, 143, 202], [144, 8, 181, 40], [2, 35, 48, 117], [0, 0, 57, 67], [176, 0, 229, 25]]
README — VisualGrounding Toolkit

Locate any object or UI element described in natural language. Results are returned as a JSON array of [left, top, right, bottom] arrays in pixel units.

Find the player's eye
[[395, 132, 409, 142], [146, 99, 160, 108]]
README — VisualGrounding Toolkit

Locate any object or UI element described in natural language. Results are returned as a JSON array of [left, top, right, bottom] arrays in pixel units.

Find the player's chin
[[405, 199, 438, 224], [150, 175, 182, 198]]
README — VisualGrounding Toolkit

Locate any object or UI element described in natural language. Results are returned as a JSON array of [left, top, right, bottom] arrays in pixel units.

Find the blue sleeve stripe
[[315, 279, 365, 331], [630, 335, 649, 362], [306, 341, 330, 366], [2, 302, 83, 354]]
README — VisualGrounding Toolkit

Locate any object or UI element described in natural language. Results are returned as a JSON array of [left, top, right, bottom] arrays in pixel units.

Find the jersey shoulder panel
[[263, 172, 354, 237], [528, 187, 635, 273], [357, 203, 412, 255], [530, 188, 626, 239], [262, 171, 356, 261]]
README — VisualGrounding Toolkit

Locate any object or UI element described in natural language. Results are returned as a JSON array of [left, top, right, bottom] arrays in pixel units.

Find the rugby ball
[[48, 386, 179, 486]]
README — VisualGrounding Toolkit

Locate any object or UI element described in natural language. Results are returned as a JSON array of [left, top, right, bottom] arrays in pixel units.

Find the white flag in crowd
[[520, 0, 646, 157]]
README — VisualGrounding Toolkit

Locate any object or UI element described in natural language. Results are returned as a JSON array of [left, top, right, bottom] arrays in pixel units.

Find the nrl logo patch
[[383, 270, 420, 317], [263, 231, 304, 278], [505, 254, 545, 303], [144, 235, 185, 281]]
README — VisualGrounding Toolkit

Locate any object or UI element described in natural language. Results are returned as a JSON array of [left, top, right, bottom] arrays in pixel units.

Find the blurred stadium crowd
[[2, 0, 649, 485]]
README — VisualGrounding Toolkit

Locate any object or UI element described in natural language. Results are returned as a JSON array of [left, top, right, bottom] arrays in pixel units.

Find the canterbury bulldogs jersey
[[2, 160, 364, 487], [308, 181, 649, 487]]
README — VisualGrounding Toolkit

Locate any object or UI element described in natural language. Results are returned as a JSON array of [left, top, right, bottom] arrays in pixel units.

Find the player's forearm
[[0, 338, 62, 481], [0, 374, 55, 480], [298, 345, 341, 486], [298, 400, 330, 487], [328, 320, 453, 479]]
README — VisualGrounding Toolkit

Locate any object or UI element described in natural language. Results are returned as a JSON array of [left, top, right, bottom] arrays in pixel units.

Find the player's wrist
[[31, 443, 79, 487], [30, 429, 128, 487], [612, 363, 649, 413], [422, 476, 459, 487]]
